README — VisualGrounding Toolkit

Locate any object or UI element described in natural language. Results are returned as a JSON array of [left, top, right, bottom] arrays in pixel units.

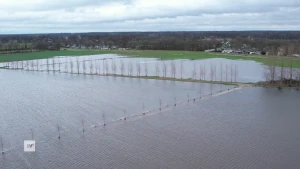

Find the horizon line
[[1, 30, 300, 35]]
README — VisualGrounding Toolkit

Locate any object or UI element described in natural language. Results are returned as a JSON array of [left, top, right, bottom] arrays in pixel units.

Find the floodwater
[[0, 54, 281, 83], [1, 63, 300, 168]]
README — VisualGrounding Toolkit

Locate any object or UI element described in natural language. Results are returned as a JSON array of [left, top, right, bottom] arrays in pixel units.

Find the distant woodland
[[0, 31, 300, 55]]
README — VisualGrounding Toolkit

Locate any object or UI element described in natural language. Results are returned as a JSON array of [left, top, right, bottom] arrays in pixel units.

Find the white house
[[205, 49, 215, 52], [222, 49, 234, 53], [293, 54, 300, 58]]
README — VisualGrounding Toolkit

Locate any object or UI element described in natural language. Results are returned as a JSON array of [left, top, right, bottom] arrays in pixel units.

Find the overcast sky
[[0, 0, 299, 34]]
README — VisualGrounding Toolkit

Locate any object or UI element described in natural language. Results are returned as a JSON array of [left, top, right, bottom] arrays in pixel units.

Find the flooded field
[[0, 69, 233, 160], [0, 54, 277, 83], [1, 56, 300, 169]]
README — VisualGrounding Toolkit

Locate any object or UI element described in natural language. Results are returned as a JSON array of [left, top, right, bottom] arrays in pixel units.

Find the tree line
[[0, 31, 300, 53]]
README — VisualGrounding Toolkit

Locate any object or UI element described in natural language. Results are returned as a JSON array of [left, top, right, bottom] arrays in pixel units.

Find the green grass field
[[1, 49, 300, 68]]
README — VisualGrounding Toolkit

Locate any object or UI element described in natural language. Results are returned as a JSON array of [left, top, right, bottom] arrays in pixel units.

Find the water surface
[[0, 68, 299, 169]]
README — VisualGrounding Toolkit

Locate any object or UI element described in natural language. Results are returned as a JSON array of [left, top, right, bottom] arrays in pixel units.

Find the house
[[101, 45, 109, 50], [293, 54, 300, 58], [250, 51, 261, 55], [71, 44, 77, 48], [118, 48, 128, 50], [215, 48, 223, 52], [234, 50, 243, 54], [205, 49, 215, 52], [222, 49, 234, 53]]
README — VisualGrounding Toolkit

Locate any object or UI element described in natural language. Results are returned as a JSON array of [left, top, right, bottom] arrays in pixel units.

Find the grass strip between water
[[1, 49, 300, 68]]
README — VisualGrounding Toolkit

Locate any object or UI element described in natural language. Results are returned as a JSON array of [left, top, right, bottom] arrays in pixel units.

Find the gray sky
[[0, 0, 299, 34]]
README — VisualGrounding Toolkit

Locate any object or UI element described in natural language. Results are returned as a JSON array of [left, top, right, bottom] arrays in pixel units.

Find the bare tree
[[234, 64, 238, 82], [268, 56, 277, 84], [57, 122, 61, 139], [180, 61, 183, 79], [95, 60, 98, 74], [98, 60, 101, 75], [90, 60, 94, 74], [21, 61, 24, 69], [209, 64, 214, 81], [83, 60, 86, 74], [159, 98, 162, 111], [214, 64, 217, 81], [64, 58, 68, 73], [123, 110, 127, 120], [127, 62, 130, 76], [171, 62, 174, 78], [81, 119, 85, 133], [70, 58, 74, 73], [288, 44, 295, 56], [26, 60, 29, 70], [129, 62, 133, 76], [52, 58, 55, 71], [200, 65, 204, 80], [220, 63, 223, 82], [289, 57, 293, 85], [203, 64, 206, 80], [102, 59, 105, 74], [192, 63, 196, 79], [199, 84, 202, 98], [111, 59, 117, 75], [279, 54, 285, 87], [187, 93, 190, 102], [297, 69, 300, 87], [162, 62, 167, 78], [144, 62, 148, 77], [199, 64, 202, 80], [173, 62, 176, 78], [225, 65, 228, 82], [46, 58, 49, 71], [105, 60, 109, 74], [36, 60, 39, 71], [263, 65, 270, 83], [30, 60, 34, 70], [58, 59, 61, 72], [1, 136, 3, 154], [111, 59, 114, 74], [155, 62, 160, 77], [136, 62, 141, 76], [120, 60, 125, 76], [267, 47, 278, 84], [230, 64, 233, 82], [114, 60, 117, 74], [174, 96, 177, 106], [102, 113, 106, 126], [171, 62, 176, 78], [76, 58, 80, 74]]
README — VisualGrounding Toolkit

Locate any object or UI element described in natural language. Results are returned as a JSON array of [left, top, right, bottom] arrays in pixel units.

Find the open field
[[1, 49, 300, 68]]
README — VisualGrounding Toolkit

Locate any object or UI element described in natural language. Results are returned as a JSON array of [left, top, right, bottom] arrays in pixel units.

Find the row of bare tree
[[264, 55, 300, 87], [4, 58, 239, 82]]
